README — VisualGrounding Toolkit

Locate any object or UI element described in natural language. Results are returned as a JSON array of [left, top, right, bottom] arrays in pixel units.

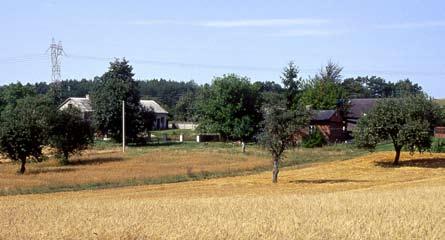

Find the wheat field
[[0, 152, 444, 239]]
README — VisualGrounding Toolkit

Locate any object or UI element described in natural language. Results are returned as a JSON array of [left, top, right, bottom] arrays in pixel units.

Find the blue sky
[[1, 0, 444, 97]]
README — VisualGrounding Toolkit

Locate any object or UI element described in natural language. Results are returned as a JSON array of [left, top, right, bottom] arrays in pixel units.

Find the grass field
[[0, 142, 366, 195], [0, 151, 443, 239]]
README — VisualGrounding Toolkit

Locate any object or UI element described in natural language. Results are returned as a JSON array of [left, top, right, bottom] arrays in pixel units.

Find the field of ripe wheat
[[0, 151, 443, 239]]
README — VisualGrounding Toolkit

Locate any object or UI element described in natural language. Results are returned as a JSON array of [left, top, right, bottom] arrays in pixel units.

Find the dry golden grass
[[0, 151, 444, 239], [0, 147, 270, 192]]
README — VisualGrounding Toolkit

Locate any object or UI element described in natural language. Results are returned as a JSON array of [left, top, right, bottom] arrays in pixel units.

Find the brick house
[[435, 127, 445, 138]]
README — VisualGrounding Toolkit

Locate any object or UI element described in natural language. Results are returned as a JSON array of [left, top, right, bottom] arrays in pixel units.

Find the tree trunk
[[393, 147, 402, 165], [272, 158, 279, 183], [62, 151, 69, 165], [19, 159, 26, 174]]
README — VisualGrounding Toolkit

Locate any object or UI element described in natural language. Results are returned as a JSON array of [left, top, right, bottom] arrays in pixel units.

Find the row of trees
[[0, 62, 423, 122]]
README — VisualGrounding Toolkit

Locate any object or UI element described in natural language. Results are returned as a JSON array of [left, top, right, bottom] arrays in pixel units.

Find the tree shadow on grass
[[67, 157, 124, 166], [375, 158, 445, 169], [290, 179, 369, 184], [27, 167, 77, 175]]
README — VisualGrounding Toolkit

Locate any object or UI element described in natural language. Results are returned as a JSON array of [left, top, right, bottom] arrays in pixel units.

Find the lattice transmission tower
[[48, 38, 65, 83]]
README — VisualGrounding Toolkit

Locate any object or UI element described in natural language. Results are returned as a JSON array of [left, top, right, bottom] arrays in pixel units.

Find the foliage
[[259, 104, 309, 183], [139, 79, 200, 113], [300, 61, 348, 110], [302, 128, 327, 148], [319, 60, 343, 83], [91, 58, 146, 142], [0, 96, 52, 173], [281, 61, 303, 110], [342, 76, 423, 98], [196, 74, 263, 141], [0, 82, 36, 112], [301, 78, 348, 110], [48, 107, 94, 164], [174, 91, 197, 122], [354, 94, 442, 164], [431, 138, 445, 153]]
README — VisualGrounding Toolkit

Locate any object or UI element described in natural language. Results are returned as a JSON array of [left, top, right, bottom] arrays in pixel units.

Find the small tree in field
[[259, 106, 309, 183], [354, 94, 442, 165], [48, 107, 94, 164], [0, 96, 51, 174]]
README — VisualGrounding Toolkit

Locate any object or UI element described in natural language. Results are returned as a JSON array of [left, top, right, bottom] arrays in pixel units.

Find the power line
[[1, 52, 444, 78]]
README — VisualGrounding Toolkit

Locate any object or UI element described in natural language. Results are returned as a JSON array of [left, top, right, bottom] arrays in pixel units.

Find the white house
[[140, 100, 168, 129], [59, 95, 169, 130]]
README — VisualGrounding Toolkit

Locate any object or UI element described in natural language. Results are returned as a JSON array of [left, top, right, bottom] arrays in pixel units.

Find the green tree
[[394, 79, 423, 97], [259, 104, 309, 183], [0, 82, 36, 111], [281, 61, 302, 110], [354, 95, 442, 165], [174, 91, 197, 122], [300, 79, 348, 110], [48, 107, 94, 164], [196, 74, 263, 143], [0, 96, 52, 174], [91, 58, 144, 141], [319, 60, 343, 83], [300, 61, 347, 110]]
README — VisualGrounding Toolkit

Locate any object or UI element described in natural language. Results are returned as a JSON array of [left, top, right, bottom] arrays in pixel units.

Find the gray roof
[[140, 100, 169, 114], [311, 110, 336, 121], [348, 98, 380, 120], [60, 97, 93, 112], [59, 97, 168, 114]]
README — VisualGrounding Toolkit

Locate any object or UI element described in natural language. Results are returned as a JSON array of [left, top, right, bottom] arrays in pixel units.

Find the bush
[[432, 139, 445, 153], [302, 128, 326, 148]]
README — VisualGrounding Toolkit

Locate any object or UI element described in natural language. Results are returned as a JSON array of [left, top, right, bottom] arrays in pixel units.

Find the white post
[[179, 134, 183, 142], [122, 100, 125, 153]]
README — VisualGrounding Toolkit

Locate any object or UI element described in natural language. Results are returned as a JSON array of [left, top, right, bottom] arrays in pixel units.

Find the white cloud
[[129, 18, 329, 28], [273, 29, 345, 37], [200, 18, 328, 27], [376, 20, 445, 29]]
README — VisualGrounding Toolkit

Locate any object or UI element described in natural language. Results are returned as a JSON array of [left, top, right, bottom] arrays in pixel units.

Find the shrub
[[302, 128, 326, 148]]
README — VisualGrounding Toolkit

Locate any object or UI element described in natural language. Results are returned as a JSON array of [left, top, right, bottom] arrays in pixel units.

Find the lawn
[[0, 151, 443, 239], [0, 142, 366, 195]]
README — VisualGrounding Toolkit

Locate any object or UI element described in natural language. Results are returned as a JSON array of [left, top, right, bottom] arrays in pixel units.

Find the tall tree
[[319, 60, 343, 83], [48, 107, 94, 164], [174, 91, 197, 122], [91, 58, 144, 141], [0, 96, 52, 174], [259, 103, 309, 183], [300, 61, 347, 110], [354, 94, 442, 165], [281, 61, 302, 110], [196, 74, 263, 143]]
